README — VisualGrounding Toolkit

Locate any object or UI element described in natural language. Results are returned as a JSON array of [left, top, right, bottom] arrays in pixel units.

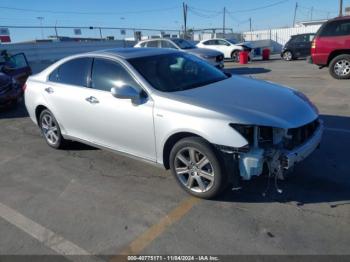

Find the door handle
[[85, 96, 99, 104], [44, 87, 54, 94]]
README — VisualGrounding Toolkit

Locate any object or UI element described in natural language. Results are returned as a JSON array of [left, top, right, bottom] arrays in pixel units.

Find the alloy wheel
[[283, 51, 292, 61], [174, 147, 215, 193], [41, 113, 59, 145]]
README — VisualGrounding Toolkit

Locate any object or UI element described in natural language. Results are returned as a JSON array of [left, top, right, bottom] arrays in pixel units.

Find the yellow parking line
[[110, 196, 200, 261]]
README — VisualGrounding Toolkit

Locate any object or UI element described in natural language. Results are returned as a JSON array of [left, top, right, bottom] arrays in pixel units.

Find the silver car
[[134, 38, 224, 69], [25, 48, 323, 199]]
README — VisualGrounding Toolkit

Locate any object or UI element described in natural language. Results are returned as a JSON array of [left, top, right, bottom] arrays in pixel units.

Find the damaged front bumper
[[219, 119, 324, 182], [281, 120, 323, 169]]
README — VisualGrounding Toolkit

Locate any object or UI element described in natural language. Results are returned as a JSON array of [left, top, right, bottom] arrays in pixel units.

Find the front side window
[[128, 53, 228, 92], [48, 57, 92, 87], [161, 40, 177, 49], [203, 40, 214, 45], [91, 58, 140, 92], [146, 41, 159, 48], [217, 40, 229, 45], [171, 39, 196, 49]]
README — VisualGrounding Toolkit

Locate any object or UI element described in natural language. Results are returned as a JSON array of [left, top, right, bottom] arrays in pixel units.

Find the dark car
[[311, 16, 350, 79], [0, 52, 32, 109], [281, 33, 315, 61]]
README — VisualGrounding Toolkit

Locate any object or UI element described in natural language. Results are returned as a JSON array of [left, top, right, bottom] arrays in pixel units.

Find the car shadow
[[225, 67, 271, 75], [214, 114, 350, 206], [64, 141, 99, 151], [0, 101, 28, 119]]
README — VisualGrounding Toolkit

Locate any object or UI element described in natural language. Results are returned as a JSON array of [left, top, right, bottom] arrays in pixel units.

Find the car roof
[[91, 47, 178, 59], [330, 15, 350, 21], [291, 33, 315, 37]]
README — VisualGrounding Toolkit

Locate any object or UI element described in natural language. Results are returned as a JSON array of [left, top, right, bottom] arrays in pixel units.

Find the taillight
[[22, 83, 27, 92], [311, 40, 316, 49]]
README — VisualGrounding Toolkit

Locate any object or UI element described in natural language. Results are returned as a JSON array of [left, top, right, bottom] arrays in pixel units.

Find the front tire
[[169, 137, 226, 199], [329, 54, 350, 79], [282, 51, 293, 61], [39, 109, 66, 149], [231, 50, 240, 62]]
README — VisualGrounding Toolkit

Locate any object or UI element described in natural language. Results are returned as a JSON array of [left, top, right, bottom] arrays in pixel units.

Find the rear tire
[[329, 54, 350, 79], [39, 109, 66, 149], [169, 137, 227, 199]]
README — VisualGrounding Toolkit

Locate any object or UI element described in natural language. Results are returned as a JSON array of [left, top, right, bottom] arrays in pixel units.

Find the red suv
[[311, 16, 350, 79]]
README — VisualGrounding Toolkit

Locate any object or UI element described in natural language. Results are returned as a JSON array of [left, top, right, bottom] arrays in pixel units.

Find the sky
[[0, 0, 349, 42]]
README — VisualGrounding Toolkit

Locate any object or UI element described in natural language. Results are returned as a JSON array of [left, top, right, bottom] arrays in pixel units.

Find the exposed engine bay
[[220, 118, 323, 194]]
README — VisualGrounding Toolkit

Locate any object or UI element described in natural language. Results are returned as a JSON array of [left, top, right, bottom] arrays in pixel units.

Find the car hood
[[236, 41, 253, 48], [166, 76, 318, 129], [185, 47, 223, 57]]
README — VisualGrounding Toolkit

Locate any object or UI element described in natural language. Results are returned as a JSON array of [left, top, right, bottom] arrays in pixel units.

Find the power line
[[227, 0, 289, 14], [187, 6, 222, 14], [187, 7, 222, 19], [0, 5, 180, 15]]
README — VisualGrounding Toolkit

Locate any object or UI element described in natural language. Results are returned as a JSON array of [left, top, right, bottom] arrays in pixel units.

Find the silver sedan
[[134, 38, 224, 69], [25, 48, 323, 199]]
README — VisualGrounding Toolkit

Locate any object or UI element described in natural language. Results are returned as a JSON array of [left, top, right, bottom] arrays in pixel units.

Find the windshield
[[128, 53, 228, 92], [171, 39, 196, 49], [227, 39, 237, 45]]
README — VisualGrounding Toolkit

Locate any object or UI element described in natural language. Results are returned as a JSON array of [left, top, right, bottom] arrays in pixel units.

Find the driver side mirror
[[111, 85, 141, 100]]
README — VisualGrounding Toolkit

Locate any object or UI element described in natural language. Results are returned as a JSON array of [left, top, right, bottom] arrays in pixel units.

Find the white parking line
[[325, 127, 350, 134], [0, 202, 103, 262]]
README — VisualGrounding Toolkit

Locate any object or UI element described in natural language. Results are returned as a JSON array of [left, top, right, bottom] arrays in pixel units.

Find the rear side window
[[319, 20, 350, 37], [49, 58, 92, 87], [91, 58, 141, 92]]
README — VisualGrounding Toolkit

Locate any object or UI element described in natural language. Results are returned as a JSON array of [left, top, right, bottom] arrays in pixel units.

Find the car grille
[[284, 119, 319, 150], [216, 54, 224, 62]]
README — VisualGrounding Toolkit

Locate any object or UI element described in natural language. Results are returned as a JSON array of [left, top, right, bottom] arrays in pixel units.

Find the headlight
[[229, 124, 254, 144], [230, 124, 275, 148], [199, 54, 211, 59]]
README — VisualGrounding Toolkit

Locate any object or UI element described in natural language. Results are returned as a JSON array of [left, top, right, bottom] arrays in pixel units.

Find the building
[[345, 7, 350, 15], [295, 19, 328, 28]]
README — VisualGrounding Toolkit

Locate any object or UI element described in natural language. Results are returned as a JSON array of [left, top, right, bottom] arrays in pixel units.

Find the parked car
[[25, 48, 323, 199], [197, 38, 252, 62], [134, 38, 224, 69], [281, 33, 315, 61], [0, 51, 32, 109], [310, 16, 350, 79]]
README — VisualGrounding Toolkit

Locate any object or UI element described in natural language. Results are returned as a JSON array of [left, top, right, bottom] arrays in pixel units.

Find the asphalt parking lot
[[0, 58, 350, 259]]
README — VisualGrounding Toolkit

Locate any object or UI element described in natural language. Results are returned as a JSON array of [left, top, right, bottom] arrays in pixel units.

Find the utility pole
[[223, 7, 226, 36], [292, 2, 298, 27], [249, 18, 252, 41], [183, 2, 188, 38], [36, 16, 44, 39], [339, 0, 343, 16], [310, 6, 314, 21]]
